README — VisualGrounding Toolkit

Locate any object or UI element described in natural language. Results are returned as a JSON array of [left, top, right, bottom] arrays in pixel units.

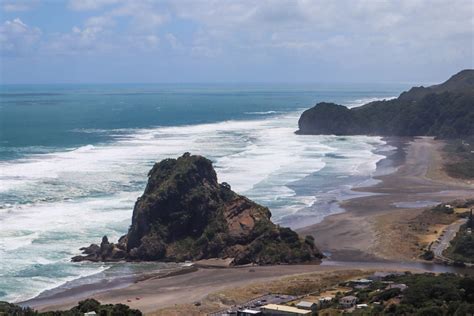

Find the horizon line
[[0, 80, 422, 86]]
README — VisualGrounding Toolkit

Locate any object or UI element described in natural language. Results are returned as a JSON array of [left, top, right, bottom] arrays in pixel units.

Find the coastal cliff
[[73, 153, 322, 265], [297, 69, 474, 138]]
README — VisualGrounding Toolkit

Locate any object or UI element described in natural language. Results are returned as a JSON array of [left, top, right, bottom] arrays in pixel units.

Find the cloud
[[2, 1, 37, 12], [84, 15, 116, 28], [1, 0, 472, 83], [50, 1, 168, 55], [108, 1, 168, 31], [171, 0, 473, 64], [0, 18, 41, 57], [44, 1, 171, 55], [129, 34, 160, 51], [68, 0, 119, 11], [45, 24, 113, 55], [44, 15, 116, 55], [165, 33, 182, 50]]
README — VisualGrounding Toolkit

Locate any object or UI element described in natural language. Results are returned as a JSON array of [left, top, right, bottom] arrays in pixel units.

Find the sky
[[0, 0, 473, 84]]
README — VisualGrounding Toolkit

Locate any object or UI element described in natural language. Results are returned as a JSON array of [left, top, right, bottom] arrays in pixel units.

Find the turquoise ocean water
[[0, 83, 408, 302]]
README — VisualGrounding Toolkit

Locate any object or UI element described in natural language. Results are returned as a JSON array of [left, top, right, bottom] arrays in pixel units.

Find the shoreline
[[19, 136, 474, 314], [278, 134, 394, 230], [17, 135, 393, 308], [298, 136, 474, 261]]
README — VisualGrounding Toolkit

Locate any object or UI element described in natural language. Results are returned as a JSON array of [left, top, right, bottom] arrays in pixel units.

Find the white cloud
[[45, 1, 168, 55], [109, 1, 168, 31], [68, 0, 119, 11], [3, 0, 472, 81], [53, 1, 168, 55], [85, 15, 116, 28], [0, 18, 41, 56], [45, 24, 112, 54], [44, 15, 116, 55], [165, 33, 182, 50], [171, 0, 473, 66], [130, 34, 160, 51], [2, 1, 37, 12]]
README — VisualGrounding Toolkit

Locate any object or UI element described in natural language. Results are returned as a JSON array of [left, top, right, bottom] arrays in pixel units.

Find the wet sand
[[298, 137, 474, 260]]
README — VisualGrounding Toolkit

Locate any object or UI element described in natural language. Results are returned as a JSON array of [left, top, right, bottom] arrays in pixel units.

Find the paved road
[[432, 219, 466, 261]]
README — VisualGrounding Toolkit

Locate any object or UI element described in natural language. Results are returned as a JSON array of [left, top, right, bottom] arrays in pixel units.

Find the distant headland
[[297, 69, 474, 138]]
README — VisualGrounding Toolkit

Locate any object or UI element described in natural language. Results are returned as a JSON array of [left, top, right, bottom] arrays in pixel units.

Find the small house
[[295, 301, 317, 312], [350, 278, 372, 286], [368, 271, 403, 281], [386, 283, 408, 291], [84, 312, 97, 316], [355, 278, 372, 284], [237, 309, 262, 316], [339, 295, 357, 308], [318, 296, 333, 308]]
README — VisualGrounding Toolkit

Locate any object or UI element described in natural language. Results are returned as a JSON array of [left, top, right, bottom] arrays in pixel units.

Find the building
[[339, 296, 357, 308], [369, 272, 390, 281], [295, 301, 317, 312], [238, 309, 262, 316], [368, 271, 403, 281], [386, 283, 408, 291], [352, 278, 372, 284], [260, 304, 311, 316], [318, 297, 333, 309], [84, 312, 97, 316]]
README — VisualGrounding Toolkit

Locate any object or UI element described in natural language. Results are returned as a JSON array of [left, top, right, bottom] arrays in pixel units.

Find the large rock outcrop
[[73, 153, 322, 265], [297, 69, 474, 138]]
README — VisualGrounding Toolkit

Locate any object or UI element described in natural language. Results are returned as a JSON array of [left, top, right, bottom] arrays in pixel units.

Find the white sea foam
[[0, 110, 387, 302], [344, 96, 397, 108], [244, 110, 282, 115]]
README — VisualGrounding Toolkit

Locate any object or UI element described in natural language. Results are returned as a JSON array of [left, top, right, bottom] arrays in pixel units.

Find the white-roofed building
[[295, 301, 317, 312], [237, 309, 262, 316], [260, 304, 311, 315]]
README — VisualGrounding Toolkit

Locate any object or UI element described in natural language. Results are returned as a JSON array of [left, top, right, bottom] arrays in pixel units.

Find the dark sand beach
[[299, 136, 474, 261]]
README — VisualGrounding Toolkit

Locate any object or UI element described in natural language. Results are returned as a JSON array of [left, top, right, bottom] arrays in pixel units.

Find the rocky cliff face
[[73, 153, 322, 265], [297, 69, 474, 138]]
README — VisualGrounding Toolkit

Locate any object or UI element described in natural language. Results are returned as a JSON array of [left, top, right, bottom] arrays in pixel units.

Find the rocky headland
[[297, 69, 474, 138], [73, 153, 322, 265]]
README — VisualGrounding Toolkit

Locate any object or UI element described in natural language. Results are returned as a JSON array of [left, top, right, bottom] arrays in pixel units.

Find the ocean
[[0, 83, 408, 302]]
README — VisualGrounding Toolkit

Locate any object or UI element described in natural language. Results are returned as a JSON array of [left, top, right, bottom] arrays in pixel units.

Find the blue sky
[[0, 0, 472, 84]]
